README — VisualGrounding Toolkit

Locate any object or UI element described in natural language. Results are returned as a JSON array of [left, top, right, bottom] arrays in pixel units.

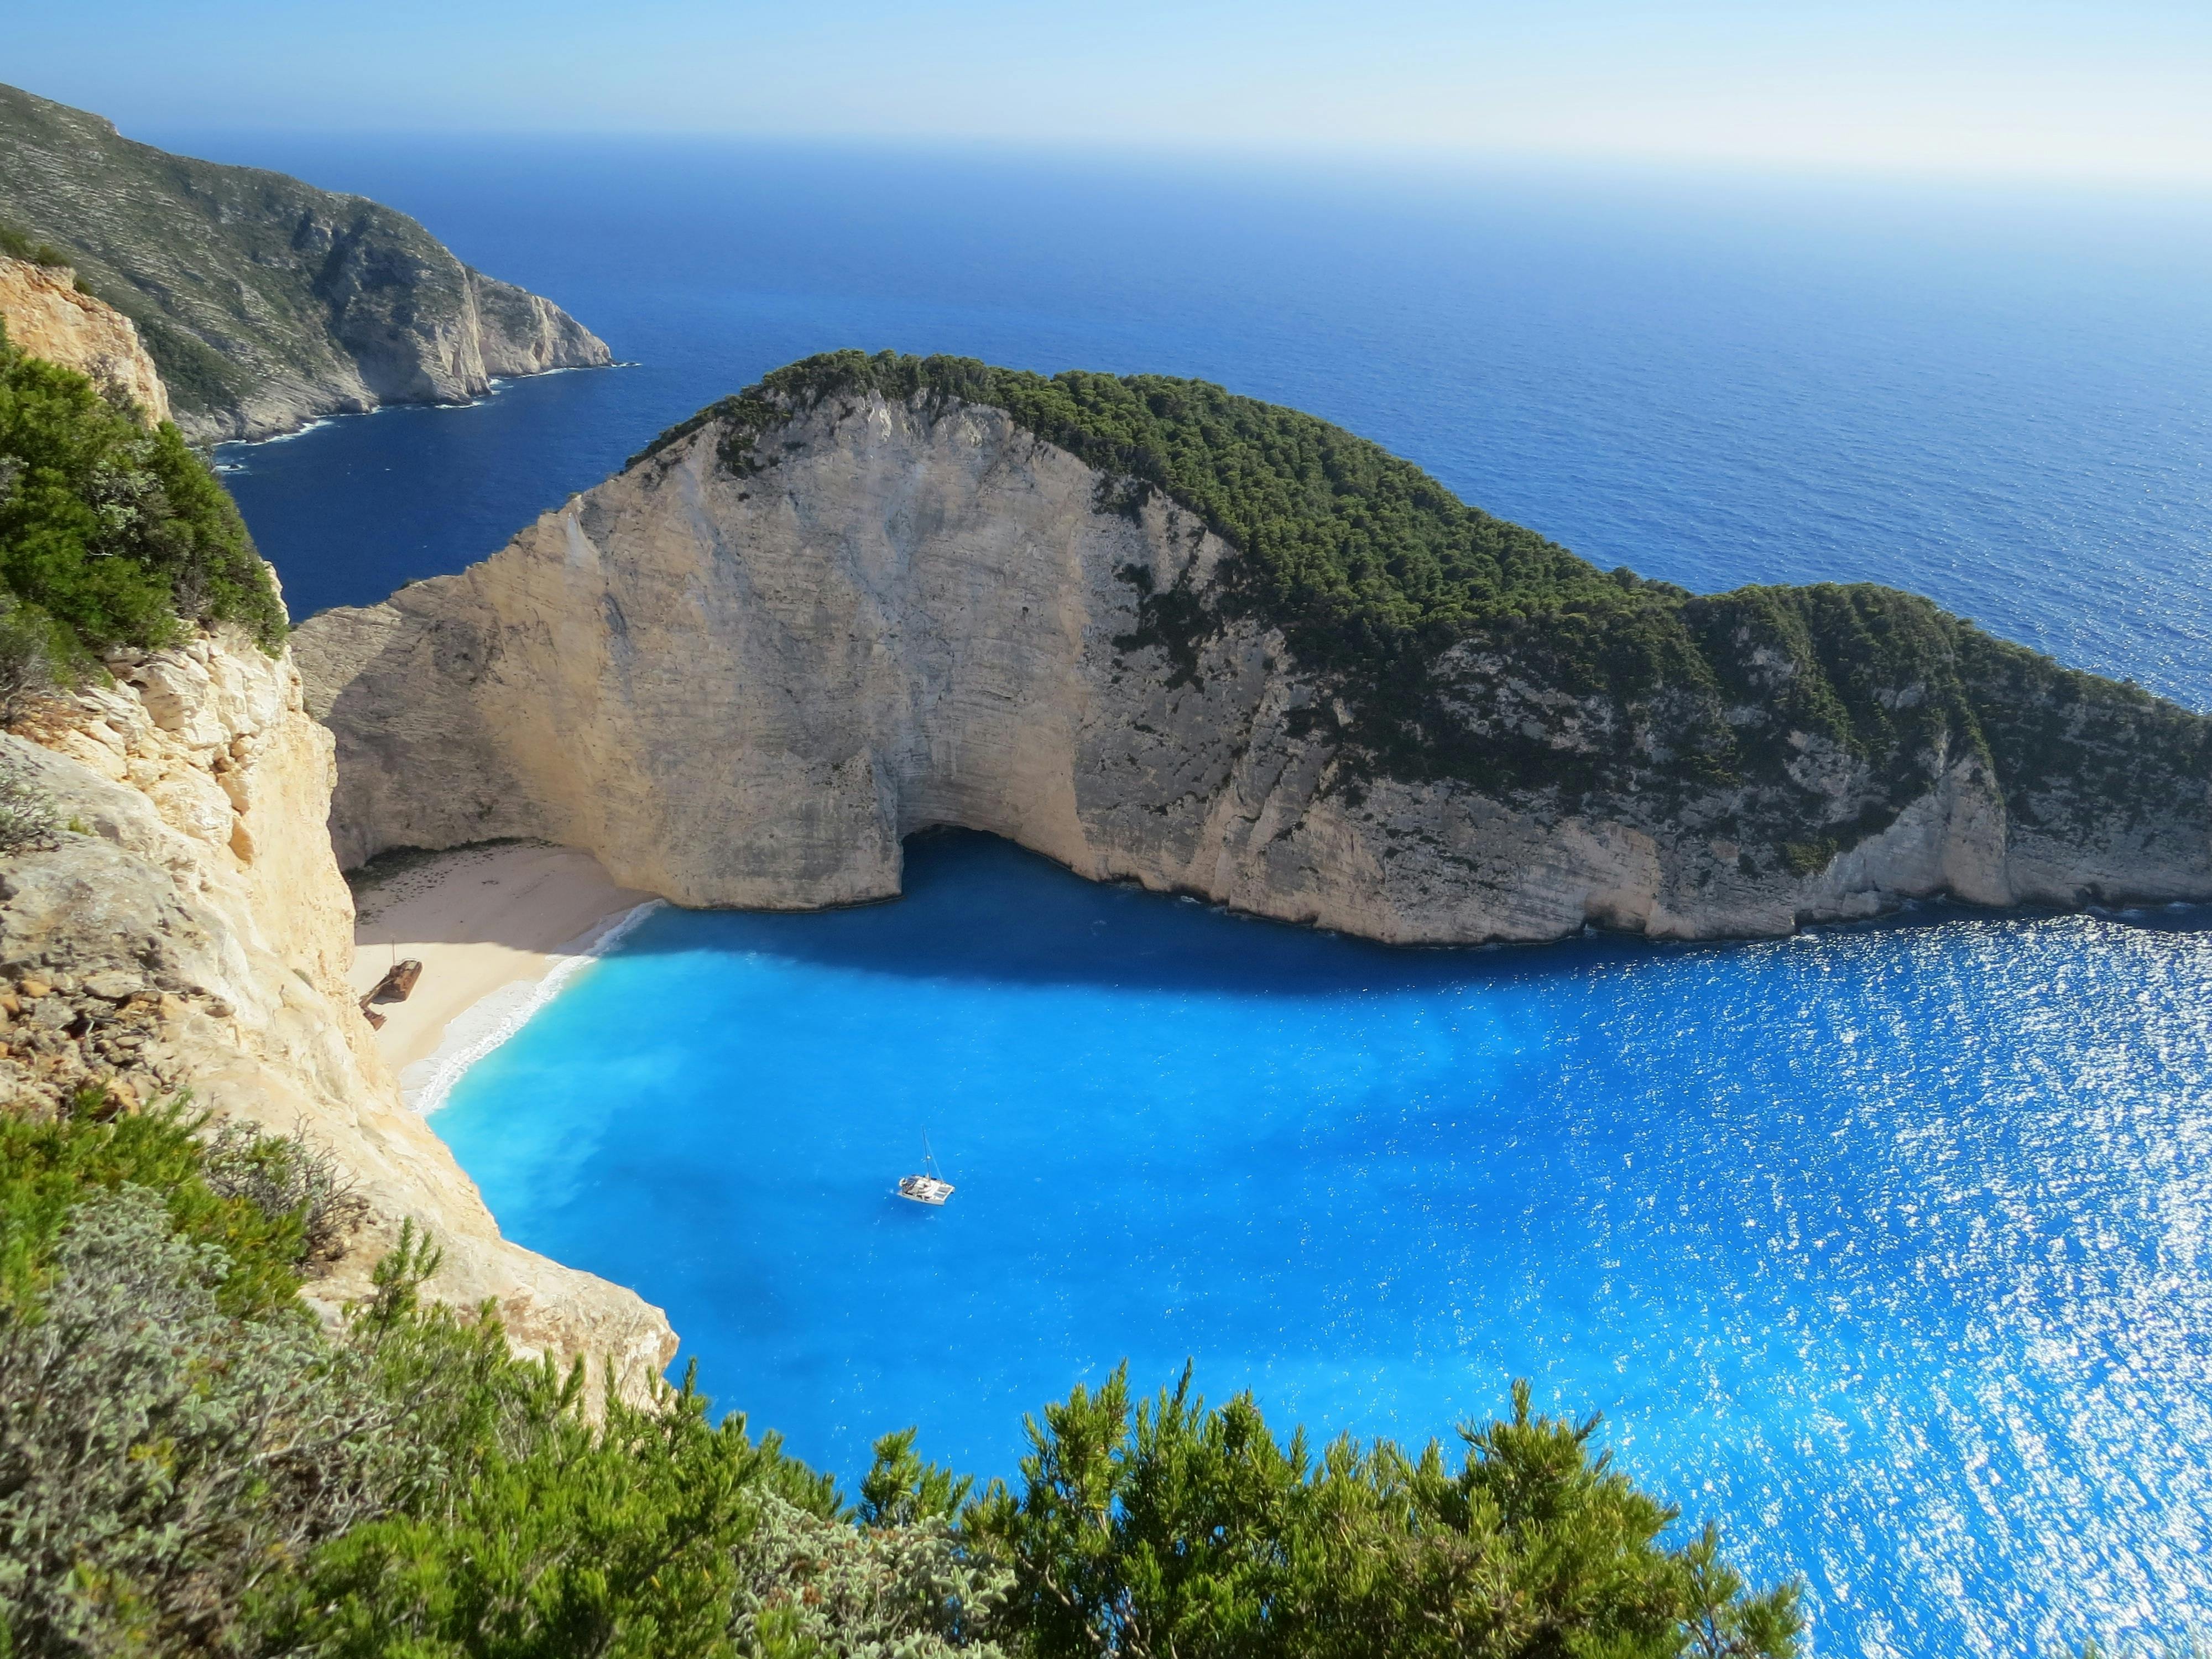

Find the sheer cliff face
[[0, 635, 674, 1390], [296, 392, 2212, 945], [0, 82, 611, 442]]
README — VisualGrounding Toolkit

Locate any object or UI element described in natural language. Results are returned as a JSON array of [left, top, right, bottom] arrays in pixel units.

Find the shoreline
[[346, 842, 659, 1113], [213, 361, 631, 450]]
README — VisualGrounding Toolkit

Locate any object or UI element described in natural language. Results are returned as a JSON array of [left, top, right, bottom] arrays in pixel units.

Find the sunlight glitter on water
[[436, 834, 2212, 1656]]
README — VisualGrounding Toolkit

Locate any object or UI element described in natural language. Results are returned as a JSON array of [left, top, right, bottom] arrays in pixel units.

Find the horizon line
[[111, 121, 2212, 206]]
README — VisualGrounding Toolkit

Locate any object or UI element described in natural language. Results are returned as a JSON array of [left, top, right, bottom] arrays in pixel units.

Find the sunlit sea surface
[[437, 834, 2212, 1657], [154, 132, 2212, 1652]]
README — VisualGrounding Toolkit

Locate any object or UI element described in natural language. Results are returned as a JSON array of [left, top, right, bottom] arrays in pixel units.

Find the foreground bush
[[968, 1366, 1797, 1659], [0, 1188, 395, 1654], [0, 1095, 1799, 1657]]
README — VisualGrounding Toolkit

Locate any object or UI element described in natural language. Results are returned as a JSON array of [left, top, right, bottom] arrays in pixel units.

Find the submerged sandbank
[[347, 842, 658, 1111]]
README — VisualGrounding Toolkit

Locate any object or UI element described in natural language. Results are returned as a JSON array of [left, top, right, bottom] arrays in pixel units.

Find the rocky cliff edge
[[0, 82, 612, 443], [1, 632, 675, 1391], [0, 253, 170, 425]]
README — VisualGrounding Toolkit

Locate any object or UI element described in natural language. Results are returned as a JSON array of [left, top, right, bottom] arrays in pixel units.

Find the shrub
[[965, 1364, 1801, 1659], [0, 602, 62, 722], [732, 1489, 1014, 1659], [255, 1353, 822, 1659], [199, 1120, 370, 1269], [0, 1187, 399, 1656], [0, 750, 55, 855], [0, 222, 72, 272], [0, 319, 285, 662], [0, 1092, 309, 1320]]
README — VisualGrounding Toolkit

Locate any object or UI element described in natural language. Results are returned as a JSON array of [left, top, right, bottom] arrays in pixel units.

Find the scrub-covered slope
[[0, 82, 610, 442], [298, 352, 2210, 943]]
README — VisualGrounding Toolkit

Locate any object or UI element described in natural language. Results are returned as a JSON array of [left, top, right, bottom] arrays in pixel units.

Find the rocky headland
[[0, 82, 610, 443], [297, 352, 2211, 945]]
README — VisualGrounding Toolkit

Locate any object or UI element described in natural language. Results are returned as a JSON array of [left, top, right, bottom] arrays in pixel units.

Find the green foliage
[[0, 602, 62, 721], [0, 1186, 398, 1656], [862, 1427, 975, 1529], [0, 1092, 308, 1320], [198, 1121, 368, 1271], [966, 1364, 1798, 1659], [0, 320, 284, 667], [264, 1360, 780, 1659], [733, 1489, 1013, 1659]]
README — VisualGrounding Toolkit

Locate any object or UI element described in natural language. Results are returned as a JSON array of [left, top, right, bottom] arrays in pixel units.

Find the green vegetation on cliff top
[[0, 1091, 1801, 1657], [0, 219, 75, 278], [648, 351, 2208, 835], [0, 319, 284, 673]]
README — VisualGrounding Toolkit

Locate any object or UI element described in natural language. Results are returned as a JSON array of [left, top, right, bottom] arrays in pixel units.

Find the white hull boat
[[897, 1173, 955, 1205], [898, 1133, 955, 1205]]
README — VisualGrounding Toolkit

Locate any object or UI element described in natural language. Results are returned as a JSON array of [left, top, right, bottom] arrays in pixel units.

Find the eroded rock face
[[295, 392, 2212, 945], [0, 254, 170, 424], [0, 634, 675, 1392]]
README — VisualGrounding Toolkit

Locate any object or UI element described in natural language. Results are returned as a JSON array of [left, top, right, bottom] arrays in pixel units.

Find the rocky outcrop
[[0, 82, 611, 442], [0, 632, 675, 1391], [0, 254, 170, 424], [296, 387, 2212, 944]]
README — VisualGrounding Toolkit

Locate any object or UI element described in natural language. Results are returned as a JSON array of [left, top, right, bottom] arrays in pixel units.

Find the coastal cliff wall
[[0, 253, 170, 424], [0, 82, 611, 442], [296, 384, 2212, 943], [0, 633, 675, 1388]]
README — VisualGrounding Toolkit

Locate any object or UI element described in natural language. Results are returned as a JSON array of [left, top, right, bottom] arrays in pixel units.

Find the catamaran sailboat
[[897, 1133, 956, 1206]]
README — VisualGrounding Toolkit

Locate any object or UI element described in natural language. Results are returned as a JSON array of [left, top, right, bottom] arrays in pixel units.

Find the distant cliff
[[295, 353, 2211, 945], [0, 83, 610, 443]]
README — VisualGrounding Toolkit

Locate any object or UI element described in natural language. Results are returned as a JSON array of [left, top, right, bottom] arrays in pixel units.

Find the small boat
[[897, 1133, 956, 1206]]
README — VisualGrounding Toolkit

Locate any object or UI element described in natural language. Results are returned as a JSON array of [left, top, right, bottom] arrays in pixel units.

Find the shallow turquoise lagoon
[[439, 831, 2212, 1657]]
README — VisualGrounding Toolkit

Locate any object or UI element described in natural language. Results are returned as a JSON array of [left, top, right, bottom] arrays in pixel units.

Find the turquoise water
[[440, 832, 2212, 1657]]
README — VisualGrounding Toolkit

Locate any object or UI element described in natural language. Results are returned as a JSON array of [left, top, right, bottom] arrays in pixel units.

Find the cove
[[435, 831, 2212, 1657]]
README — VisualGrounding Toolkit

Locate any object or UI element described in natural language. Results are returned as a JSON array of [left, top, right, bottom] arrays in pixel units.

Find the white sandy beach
[[348, 842, 657, 1110]]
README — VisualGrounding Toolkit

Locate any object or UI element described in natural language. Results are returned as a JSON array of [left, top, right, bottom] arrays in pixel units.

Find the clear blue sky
[[11, 1, 2211, 185]]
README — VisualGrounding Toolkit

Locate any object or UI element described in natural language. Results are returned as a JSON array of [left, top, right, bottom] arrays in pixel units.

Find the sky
[[9, 0, 2212, 187]]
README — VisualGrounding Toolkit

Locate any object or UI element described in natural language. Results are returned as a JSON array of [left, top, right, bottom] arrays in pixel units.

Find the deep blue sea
[[153, 132, 2212, 1653]]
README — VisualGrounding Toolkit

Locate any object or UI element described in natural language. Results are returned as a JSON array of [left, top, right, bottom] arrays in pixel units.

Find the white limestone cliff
[[295, 390, 2212, 944], [0, 633, 676, 1392]]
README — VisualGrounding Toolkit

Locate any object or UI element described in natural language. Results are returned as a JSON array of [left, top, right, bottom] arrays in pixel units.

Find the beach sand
[[348, 842, 656, 1107]]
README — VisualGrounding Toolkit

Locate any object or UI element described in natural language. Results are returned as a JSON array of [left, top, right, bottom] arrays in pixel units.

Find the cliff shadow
[[593, 828, 2210, 1000]]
